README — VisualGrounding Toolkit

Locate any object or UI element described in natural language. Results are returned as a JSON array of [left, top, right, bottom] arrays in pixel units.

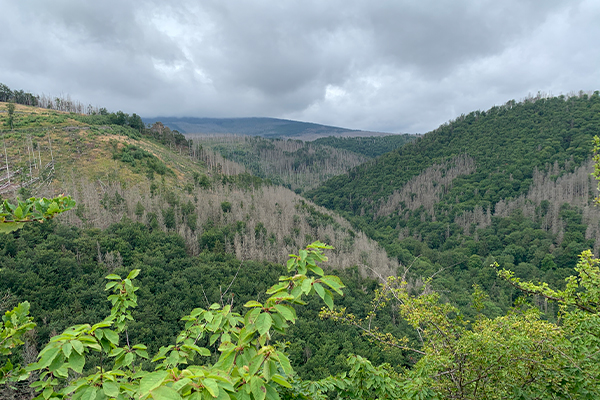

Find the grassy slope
[[0, 102, 201, 193]]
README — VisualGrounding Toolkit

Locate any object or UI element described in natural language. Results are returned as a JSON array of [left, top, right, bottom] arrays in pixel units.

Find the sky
[[1, 1, 599, 134]]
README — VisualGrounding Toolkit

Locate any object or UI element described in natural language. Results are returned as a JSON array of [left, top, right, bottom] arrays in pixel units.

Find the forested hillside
[[308, 91, 600, 310], [3, 86, 600, 399], [0, 100, 397, 277], [310, 134, 417, 158], [186, 134, 369, 192]]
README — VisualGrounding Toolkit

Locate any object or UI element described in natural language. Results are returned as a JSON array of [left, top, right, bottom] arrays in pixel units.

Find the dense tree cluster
[[308, 91, 600, 311], [311, 134, 417, 158]]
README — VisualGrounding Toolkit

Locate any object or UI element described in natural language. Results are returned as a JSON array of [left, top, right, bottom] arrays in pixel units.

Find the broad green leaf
[[286, 258, 295, 271], [255, 313, 273, 336], [182, 344, 211, 356], [323, 289, 333, 310], [0, 222, 24, 234], [68, 351, 85, 373], [273, 304, 295, 322], [307, 265, 324, 276], [172, 377, 192, 392], [275, 351, 293, 376], [71, 340, 84, 355], [319, 276, 345, 295], [135, 349, 149, 359], [13, 206, 23, 219], [203, 378, 219, 398], [105, 274, 121, 280], [250, 376, 266, 400], [126, 269, 141, 280], [103, 329, 119, 346], [123, 352, 134, 367], [214, 349, 235, 371], [313, 282, 325, 300], [37, 346, 61, 370], [270, 374, 291, 388], [244, 301, 263, 308], [102, 381, 119, 397], [139, 370, 169, 395], [301, 278, 312, 294], [62, 342, 72, 358], [80, 386, 97, 400], [150, 385, 181, 400]]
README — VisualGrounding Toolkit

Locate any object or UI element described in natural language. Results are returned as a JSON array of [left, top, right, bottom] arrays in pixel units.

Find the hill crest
[[142, 116, 391, 140]]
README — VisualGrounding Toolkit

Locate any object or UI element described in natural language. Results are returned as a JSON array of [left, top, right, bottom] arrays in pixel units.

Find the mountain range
[[141, 116, 392, 140]]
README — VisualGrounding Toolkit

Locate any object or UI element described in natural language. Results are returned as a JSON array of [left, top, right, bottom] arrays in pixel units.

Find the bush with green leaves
[[2, 235, 348, 399]]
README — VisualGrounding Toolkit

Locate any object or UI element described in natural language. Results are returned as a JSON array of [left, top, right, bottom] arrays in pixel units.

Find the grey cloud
[[0, 0, 598, 133]]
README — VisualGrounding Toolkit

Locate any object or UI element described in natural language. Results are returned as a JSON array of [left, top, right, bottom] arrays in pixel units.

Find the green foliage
[[0, 302, 35, 385], [0, 195, 75, 234], [112, 144, 172, 176], [311, 134, 416, 158], [13, 242, 345, 400], [307, 93, 600, 318]]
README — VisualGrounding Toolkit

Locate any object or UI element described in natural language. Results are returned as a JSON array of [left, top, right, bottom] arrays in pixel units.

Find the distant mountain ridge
[[142, 116, 390, 140]]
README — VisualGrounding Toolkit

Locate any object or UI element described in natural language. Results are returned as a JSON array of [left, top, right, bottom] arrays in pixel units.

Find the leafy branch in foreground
[[0, 302, 36, 386], [12, 241, 345, 400], [0, 195, 75, 234], [321, 273, 591, 399]]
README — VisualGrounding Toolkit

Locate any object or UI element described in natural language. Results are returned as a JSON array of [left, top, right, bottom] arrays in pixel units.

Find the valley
[[2, 88, 600, 398]]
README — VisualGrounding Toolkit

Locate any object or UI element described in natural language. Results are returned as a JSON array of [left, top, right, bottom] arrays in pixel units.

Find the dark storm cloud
[[1, 0, 598, 133]]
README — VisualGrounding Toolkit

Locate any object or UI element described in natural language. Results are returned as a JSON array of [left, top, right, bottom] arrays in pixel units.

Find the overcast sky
[[1, 1, 599, 133]]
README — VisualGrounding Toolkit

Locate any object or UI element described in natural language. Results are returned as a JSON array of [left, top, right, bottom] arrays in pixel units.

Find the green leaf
[[61, 342, 72, 358], [286, 258, 295, 272], [313, 282, 325, 300], [150, 385, 181, 400], [135, 349, 149, 359], [123, 352, 134, 367], [102, 381, 119, 397], [308, 265, 324, 276], [319, 276, 345, 295], [105, 274, 121, 280], [80, 386, 97, 400], [270, 374, 291, 388], [275, 351, 293, 376], [301, 278, 312, 294], [250, 376, 267, 400], [255, 313, 273, 336], [127, 269, 141, 280], [71, 340, 84, 355], [214, 349, 235, 371], [182, 344, 211, 357], [244, 301, 263, 308], [103, 329, 119, 346], [139, 370, 168, 395], [37, 346, 61, 370], [203, 378, 219, 398], [273, 304, 295, 322], [13, 206, 23, 219], [0, 221, 25, 234], [323, 289, 334, 310], [68, 350, 85, 373]]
